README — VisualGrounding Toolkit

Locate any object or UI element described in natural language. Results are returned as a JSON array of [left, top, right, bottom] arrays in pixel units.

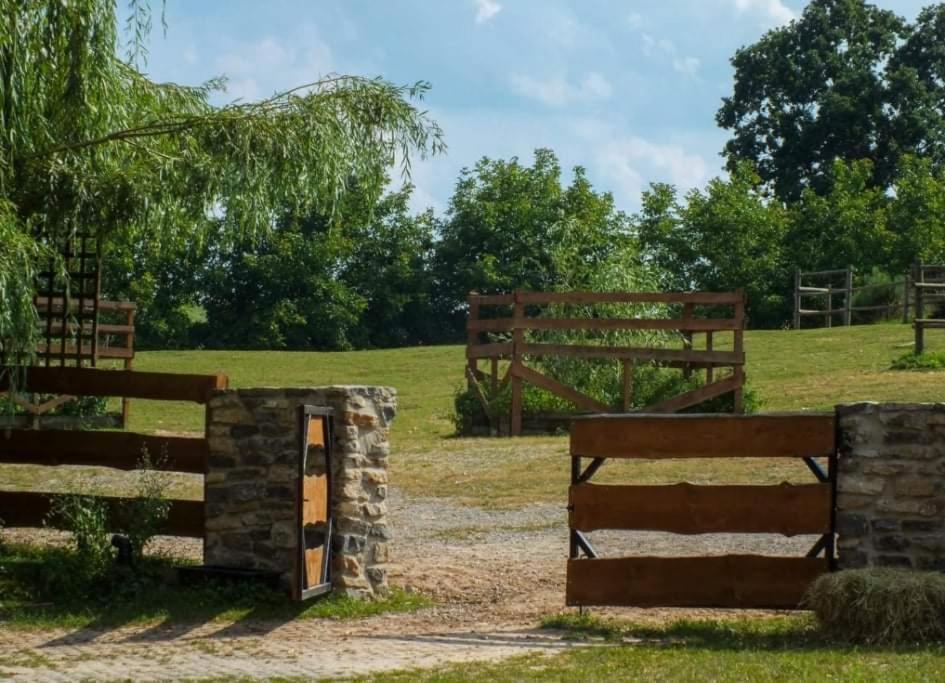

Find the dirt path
[[0, 488, 810, 681]]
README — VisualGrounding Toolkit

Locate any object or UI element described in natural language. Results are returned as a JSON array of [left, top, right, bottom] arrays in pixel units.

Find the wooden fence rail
[[466, 290, 746, 436], [912, 263, 945, 354], [566, 413, 836, 609], [0, 366, 227, 537]]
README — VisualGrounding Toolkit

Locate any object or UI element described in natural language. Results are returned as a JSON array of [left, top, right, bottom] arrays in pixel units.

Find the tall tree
[[0, 0, 442, 368], [716, 0, 938, 200]]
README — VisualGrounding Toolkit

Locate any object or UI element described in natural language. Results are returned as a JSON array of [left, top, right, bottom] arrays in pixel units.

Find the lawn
[[2, 322, 943, 507], [371, 615, 945, 681]]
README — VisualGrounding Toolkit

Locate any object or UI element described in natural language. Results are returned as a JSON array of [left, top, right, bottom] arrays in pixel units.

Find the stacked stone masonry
[[204, 386, 396, 599], [837, 403, 945, 571]]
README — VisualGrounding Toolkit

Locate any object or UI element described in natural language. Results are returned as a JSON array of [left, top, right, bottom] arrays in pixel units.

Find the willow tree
[[0, 1, 443, 368]]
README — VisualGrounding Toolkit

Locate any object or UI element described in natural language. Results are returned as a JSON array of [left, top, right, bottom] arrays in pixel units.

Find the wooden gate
[[566, 413, 836, 609], [295, 406, 333, 601]]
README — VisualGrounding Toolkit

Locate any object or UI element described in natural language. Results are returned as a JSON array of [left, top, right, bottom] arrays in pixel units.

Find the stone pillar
[[204, 386, 396, 598], [836, 403, 945, 571]]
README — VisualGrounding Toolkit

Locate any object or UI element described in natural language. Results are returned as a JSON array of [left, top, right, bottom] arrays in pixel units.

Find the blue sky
[[139, 0, 929, 215]]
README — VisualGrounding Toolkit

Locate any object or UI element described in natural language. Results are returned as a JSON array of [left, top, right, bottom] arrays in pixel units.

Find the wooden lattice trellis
[[35, 232, 102, 367]]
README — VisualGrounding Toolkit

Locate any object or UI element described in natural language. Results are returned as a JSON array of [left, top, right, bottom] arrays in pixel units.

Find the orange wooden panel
[[303, 474, 329, 526], [566, 555, 827, 608], [305, 548, 324, 588], [570, 413, 835, 459], [307, 416, 326, 448], [569, 482, 832, 536]]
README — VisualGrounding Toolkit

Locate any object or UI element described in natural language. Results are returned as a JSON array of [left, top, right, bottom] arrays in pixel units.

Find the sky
[[138, 0, 930, 215]]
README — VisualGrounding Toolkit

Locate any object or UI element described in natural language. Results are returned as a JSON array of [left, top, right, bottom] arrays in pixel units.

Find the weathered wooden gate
[[295, 406, 333, 601], [566, 413, 837, 609]]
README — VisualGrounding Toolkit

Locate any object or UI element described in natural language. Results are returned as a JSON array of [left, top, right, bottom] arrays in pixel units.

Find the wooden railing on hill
[[466, 290, 746, 436], [912, 263, 945, 354], [0, 366, 227, 538]]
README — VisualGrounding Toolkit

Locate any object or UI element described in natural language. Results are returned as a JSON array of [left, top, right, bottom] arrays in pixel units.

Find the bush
[[44, 494, 114, 593], [851, 268, 902, 324], [805, 568, 945, 645], [891, 351, 945, 371]]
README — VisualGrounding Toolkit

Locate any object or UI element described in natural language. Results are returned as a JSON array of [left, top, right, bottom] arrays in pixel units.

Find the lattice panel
[[35, 232, 101, 367]]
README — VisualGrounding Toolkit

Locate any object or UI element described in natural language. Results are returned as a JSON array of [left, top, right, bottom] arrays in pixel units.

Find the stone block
[[876, 555, 913, 568], [838, 476, 885, 496], [874, 535, 911, 552], [895, 477, 940, 497], [837, 514, 868, 537]]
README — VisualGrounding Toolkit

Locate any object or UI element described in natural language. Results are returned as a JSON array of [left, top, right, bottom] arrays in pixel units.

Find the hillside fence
[[0, 366, 228, 537], [912, 263, 945, 353], [466, 290, 746, 437]]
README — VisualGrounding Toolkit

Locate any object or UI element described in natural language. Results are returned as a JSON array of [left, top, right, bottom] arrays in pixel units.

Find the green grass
[[3, 322, 943, 507], [0, 543, 430, 630], [369, 614, 945, 681], [890, 350, 945, 370]]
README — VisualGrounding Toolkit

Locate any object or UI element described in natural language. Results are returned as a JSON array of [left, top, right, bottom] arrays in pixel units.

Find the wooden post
[[621, 360, 633, 412], [733, 290, 745, 414], [467, 292, 480, 391], [510, 290, 524, 437], [826, 285, 832, 329], [793, 268, 801, 330], [682, 303, 694, 379], [844, 266, 853, 327], [915, 263, 925, 354], [121, 306, 136, 429]]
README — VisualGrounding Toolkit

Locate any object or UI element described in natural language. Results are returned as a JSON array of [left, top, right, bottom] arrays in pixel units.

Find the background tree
[[0, 0, 442, 368], [717, 0, 937, 200]]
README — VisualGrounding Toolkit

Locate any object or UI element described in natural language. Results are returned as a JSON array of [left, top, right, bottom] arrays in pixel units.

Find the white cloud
[[733, 0, 796, 27], [640, 33, 700, 78], [627, 12, 644, 30], [214, 34, 334, 102], [596, 137, 710, 200], [474, 0, 502, 24], [510, 72, 613, 107]]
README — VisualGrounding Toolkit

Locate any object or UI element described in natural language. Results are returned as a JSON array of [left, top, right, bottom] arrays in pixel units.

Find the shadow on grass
[[0, 543, 429, 647], [541, 612, 945, 654]]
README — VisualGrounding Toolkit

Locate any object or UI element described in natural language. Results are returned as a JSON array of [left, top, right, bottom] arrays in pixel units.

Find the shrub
[[851, 268, 902, 324], [891, 351, 945, 371], [44, 494, 114, 593], [115, 447, 172, 562], [805, 568, 945, 645]]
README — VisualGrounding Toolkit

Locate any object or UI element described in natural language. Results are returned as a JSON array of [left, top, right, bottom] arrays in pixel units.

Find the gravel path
[[0, 486, 813, 681]]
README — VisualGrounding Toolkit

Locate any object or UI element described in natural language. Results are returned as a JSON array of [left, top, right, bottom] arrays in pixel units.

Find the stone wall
[[836, 403, 945, 571], [204, 386, 396, 598]]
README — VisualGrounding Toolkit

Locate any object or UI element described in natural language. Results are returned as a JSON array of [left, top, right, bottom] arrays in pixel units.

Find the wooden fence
[[466, 290, 746, 436], [912, 263, 945, 353], [0, 366, 227, 538], [1, 299, 138, 428], [566, 413, 836, 609], [793, 264, 945, 330]]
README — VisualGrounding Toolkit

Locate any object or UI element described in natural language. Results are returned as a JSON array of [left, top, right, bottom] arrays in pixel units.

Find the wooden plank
[[307, 416, 326, 448], [36, 343, 134, 359], [570, 413, 836, 459], [303, 475, 329, 526], [0, 366, 228, 403], [569, 482, 831, 535], [521, 342, 743, 366], [566, 555, 826, 608], [515, 291, 744, 305], [468, 318, 739, 333], [468, 293, 515, 305], [0, 429, 208, 474], [0, 491, 204, 537], [466, 342, 513, 359], [305, 548, 324, 588], [510, 362, 609, 412], [642, 375, 739, 413]]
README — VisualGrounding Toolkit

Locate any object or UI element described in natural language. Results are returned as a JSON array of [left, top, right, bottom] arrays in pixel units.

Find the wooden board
[[641, 375, 739, 413], [0, 491, 204, 537], [304, 548, 324, 588], [569, 482, 831, 536], [303, 475, 329, 526], [510, 363, 609, 412], [521, 343, 743, 366], [0, 429, 208, 474], [515, 291, 744, 305], [468, 317, 740, 333], [307, 416, 326, 448], [570, 413, 835, 459], [0, 366, 228, 403], [566, 555, 826, 608]]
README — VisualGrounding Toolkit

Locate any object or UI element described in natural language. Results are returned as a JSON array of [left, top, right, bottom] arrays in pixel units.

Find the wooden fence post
[[510, 290, 524, 437], [844, 266, 853, 327], [733, 290, 745, 414], [793, 269, 801, 330], [682, 303, 694, 379], [915, 263, 925, 354], [467, 292, 480, 391]]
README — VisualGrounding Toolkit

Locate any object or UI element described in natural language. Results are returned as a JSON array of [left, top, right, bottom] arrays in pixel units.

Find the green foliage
[[115, 448, 172, 562], [44, 495, 114, 594], [890, 351, 945, 371], [851, 268, 902, 324], [806, 568, 945, 645], [717, 0, 944, 200], [0, 0, 442, 361]]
